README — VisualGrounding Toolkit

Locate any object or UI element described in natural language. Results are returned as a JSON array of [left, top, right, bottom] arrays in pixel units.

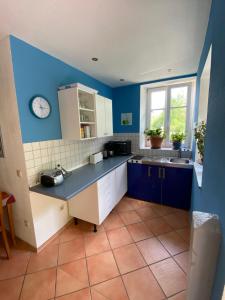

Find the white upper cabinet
[[58, 84, 97, 140], [96, 95, 113, 137]]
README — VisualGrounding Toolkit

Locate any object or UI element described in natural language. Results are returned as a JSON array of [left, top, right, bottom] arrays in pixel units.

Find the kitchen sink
[[169, 158, 190, 164]]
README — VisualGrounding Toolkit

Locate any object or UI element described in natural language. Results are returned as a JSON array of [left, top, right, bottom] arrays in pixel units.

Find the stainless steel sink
[[169, 158, 190, 164]]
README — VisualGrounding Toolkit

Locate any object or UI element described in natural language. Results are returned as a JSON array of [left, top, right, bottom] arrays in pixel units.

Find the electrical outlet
[[24, 220, 29, 227]]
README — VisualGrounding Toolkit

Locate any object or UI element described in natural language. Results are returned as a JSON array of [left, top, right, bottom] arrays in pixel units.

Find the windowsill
[[194, 162, 203, 188], [140, 146, 191, 152]]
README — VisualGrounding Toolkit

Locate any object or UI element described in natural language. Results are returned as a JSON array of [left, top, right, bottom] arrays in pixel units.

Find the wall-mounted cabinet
[[96, 95, 113, 137], [58, 84, 97, 140]]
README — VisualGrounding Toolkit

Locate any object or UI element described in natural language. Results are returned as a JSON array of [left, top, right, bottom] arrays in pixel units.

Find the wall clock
[[30, 96, 51, 119]]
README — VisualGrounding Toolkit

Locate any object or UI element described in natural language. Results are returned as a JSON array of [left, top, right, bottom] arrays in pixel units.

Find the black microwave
[[105, 140, 132, 155]]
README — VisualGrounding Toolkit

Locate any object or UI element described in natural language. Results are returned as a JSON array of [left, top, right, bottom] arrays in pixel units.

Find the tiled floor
[[0, 197, 190, 300]]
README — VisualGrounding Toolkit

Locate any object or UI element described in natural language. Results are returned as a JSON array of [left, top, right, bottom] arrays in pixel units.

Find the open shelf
[[80, 122, 96, 125], [79, 107, 95, 112]]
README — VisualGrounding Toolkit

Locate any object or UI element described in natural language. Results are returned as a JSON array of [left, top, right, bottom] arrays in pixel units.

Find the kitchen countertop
[[30, 155, 133, 200]]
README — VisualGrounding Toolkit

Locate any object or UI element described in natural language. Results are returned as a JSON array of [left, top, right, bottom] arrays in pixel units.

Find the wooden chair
[[0, 193, 11, 258]]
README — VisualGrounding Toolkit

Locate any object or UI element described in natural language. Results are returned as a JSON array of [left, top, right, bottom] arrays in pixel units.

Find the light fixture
[[91, 57, 98, 62]]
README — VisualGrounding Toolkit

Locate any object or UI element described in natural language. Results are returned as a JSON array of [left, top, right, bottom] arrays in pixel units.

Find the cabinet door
[[127, 163, 161, 203], [104, 98, 113, 136], [97, 169, 116, 223], [147, 165, 162, 204], [96, 95, 106, 137], [115, 162, 127, 203], [162, 167, 193, 210]]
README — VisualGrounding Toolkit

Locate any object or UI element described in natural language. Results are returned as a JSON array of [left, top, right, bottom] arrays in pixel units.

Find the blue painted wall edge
[[191, 0, 225, 299]]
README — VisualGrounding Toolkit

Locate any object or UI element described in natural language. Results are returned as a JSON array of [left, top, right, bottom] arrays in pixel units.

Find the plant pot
[[150, 137, 163, 149], [172, 141, 181, 150]]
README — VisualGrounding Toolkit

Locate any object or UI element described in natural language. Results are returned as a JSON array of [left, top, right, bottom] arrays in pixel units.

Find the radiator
[[187, 211, 221, 300]]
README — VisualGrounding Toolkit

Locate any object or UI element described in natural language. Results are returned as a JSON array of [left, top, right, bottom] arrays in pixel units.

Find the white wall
[[198, 46, 212, 123], [0, 37, 36, 247]]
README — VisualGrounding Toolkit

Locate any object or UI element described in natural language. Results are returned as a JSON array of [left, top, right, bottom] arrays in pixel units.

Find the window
[[145, 82, 193, 148]]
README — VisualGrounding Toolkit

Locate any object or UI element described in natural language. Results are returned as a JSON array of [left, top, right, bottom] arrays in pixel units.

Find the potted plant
[[171, 132, 186, 150], [194, 121, 206, 163], [144, 128, 165, 149]]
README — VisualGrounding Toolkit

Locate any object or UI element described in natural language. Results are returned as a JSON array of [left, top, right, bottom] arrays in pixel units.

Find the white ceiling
[[0, 0, 211, 87]]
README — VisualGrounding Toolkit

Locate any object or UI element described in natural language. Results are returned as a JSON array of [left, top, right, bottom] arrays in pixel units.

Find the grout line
[[53, 240, 60, 298], [104, 223, 130, 300]]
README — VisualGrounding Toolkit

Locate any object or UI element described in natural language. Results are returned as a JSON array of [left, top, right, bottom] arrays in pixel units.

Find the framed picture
[[0, 127, 5, 158], [121, 113, 132, 126]]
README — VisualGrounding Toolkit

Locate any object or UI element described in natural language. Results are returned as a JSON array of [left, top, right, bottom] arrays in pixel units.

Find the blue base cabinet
[[127, 163, 161, 202], [127, 162, 193, 210], [162, 167, 192, 210]]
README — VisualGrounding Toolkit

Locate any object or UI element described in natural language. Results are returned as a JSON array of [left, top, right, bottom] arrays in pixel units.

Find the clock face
[[30, 96, 51, 119]]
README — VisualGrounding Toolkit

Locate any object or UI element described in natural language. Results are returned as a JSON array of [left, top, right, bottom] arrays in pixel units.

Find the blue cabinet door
[[127, 163, 161, 203], [162, 167, 193, 210]]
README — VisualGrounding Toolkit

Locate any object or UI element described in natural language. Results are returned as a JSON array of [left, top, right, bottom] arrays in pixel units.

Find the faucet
[[178, 148, 182, 158]]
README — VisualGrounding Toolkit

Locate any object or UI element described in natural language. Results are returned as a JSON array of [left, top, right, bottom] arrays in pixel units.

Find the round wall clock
[[30, 96, 51, 119]]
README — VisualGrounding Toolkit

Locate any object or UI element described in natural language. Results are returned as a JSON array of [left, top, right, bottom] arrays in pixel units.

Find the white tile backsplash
[[113, 133, 192, 158], [24, 133, 192, 188], [24, 137, 111, 187]]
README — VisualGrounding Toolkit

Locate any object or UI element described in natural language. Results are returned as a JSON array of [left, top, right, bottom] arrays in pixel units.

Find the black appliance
[[104, 140, 131, 156]]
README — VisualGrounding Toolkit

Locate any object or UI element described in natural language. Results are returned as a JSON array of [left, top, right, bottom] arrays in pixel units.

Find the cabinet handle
[[163, 168, 165, 179], [158, 168, 161, 178], [148, 167, 151, 177]]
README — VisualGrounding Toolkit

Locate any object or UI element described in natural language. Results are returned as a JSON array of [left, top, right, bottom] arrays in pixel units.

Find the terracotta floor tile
[[119, 210, 142, 225], [0, 276, 24, 300], [152, 205, 177, 217], [115, 199, 134, 212], [59, 225, 84, 243], [123, 267, 165, 300], [91, 276, 129, 300], [0, 250, 30, 280], [129, 199, 153, 210], [84, 232, 110, 256], [58, 237, 85, 265], [113, 243, 146, 274], [145, 217, 173, 236], [27, 244, 58, 273], [176, 228, 191, 243], [56, 259, 89, 297], [107, 227, 133, 249], [137, 237, 170, 265], [168, 290, 187, 300], [158, 232, 189, 255], [174, 251, 189, 273], [87, 251, 119, 285], [136, 206, 159, 221], [150, 258, 187, 297], [21, 268, 56, 300], [77, 220, 105, 235], [126, 222, 153, 242], [103, 213, 124, 231], [56, 288, 91, 300], [163, 212, 190, 230]]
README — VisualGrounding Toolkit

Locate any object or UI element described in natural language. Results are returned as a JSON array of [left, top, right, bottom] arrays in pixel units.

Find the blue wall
[[191, 0, 225, 299], [10, 36, 112, 143], [112, 74, 196, 133]]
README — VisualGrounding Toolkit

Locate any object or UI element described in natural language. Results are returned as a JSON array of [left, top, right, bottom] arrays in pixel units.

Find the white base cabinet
[[68, 162, 127, 225]]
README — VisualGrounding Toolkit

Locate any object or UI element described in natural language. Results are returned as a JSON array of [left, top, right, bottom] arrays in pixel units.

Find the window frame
[[146, 82, 192, 148]]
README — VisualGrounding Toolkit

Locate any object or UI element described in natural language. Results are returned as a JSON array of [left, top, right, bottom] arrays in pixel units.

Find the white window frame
[[140, 78, 195, 149]]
